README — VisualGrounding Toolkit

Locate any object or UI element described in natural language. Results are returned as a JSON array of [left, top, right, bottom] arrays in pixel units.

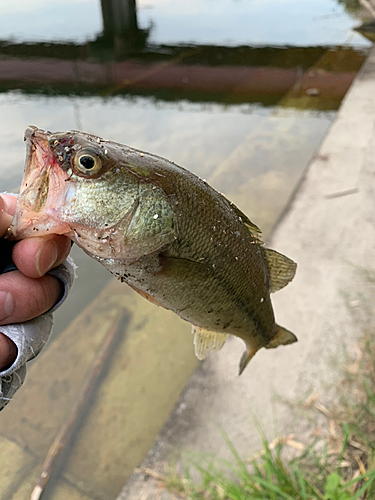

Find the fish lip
[[23, 126, 52, 178], [24, 125, 39, 143], [24, 125, 48, 149], [7, 127, 72, 240], [24, 126, 51, 155]]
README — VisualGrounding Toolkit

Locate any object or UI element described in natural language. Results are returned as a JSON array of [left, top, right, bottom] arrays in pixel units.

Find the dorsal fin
[[230, 204, 263, 243], [264, 248, 297, 293], [192, 325, 229, 360]]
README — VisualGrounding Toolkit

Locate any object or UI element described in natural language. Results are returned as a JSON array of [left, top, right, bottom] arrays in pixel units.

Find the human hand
[[0, 194, 71, 371]]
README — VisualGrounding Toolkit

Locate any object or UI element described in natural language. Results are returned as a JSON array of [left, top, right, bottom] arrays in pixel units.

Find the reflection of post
[[101, 0, 138, 37]]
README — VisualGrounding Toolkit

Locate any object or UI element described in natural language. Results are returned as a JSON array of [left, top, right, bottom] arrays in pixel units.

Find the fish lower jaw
[[8, 210, 72, 240]]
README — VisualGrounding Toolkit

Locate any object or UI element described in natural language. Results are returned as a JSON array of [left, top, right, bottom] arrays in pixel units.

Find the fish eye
[[74, 149, 102, 176]]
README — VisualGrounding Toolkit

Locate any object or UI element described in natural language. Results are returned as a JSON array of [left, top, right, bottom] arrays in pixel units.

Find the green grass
[[165, 436, 375, 500], [160, 331, 375, 500]]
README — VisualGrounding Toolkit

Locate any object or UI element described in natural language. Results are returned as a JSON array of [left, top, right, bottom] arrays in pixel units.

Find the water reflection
[[0, 44, 367, 110], [0, 0, 102, 43], [139, 0, 369, 47], [0, 0, 370, 499], [0, 0, 368, 106], [0, 0, 370, 47]]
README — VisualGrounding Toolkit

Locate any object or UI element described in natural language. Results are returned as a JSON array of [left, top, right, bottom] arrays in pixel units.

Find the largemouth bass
[[8, 126, 297, 374]]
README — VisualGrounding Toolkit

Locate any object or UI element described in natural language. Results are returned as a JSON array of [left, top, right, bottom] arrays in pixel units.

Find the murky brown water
[[0, 0, 370, 498]]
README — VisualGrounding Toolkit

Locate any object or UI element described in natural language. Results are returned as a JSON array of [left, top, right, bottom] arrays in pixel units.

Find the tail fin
[[238, 326, 297, 375], [238, 346, 259, 375], [265, 325, 297, 349]]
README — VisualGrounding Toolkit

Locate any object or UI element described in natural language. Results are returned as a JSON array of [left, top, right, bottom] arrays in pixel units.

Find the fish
[[8, 126, 297, 374]]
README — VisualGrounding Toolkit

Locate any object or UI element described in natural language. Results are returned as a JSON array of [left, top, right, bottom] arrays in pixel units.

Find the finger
[[12, 235, 72, 278], [0, 271, 63, 325], [0, 194, 17, 237], [1, 194, 17, 216], [0, 333, 17, 371]]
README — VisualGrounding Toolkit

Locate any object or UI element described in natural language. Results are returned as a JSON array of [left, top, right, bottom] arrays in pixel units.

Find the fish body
[[9, 126, 297, 373]]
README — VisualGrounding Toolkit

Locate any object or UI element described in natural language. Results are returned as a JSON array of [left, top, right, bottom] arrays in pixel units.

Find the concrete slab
[[118, 45, 375, 499], [0, 279, 197, 500]]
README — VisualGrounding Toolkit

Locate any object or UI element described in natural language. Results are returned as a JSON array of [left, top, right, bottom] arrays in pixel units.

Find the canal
[[0, 0, 371, 499]]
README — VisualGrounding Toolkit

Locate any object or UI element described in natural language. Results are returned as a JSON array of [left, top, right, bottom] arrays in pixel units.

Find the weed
[[158, 332, 375, 499]]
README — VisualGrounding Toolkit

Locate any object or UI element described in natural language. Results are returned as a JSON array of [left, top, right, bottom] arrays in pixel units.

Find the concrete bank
[[118, 44, 375, 499]]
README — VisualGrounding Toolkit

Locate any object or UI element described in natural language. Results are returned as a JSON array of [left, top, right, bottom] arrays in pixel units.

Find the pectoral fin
[[192, 326, 228, 360], [128, 284, 165, 308], [264, 248, 297, 293], [157, 256, 211, 280]]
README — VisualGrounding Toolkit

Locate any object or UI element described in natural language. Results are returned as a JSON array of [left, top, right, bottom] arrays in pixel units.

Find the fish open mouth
[[7, 126, 73, 240]]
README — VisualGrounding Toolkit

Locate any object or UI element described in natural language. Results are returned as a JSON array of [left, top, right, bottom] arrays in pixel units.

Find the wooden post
[[100, 0, 138, 37]]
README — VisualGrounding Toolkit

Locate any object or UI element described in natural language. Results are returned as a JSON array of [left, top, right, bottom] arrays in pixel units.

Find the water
[[0, 0, 369, 46], [0, 0, 370, 499], [139, 0, 369, 47]]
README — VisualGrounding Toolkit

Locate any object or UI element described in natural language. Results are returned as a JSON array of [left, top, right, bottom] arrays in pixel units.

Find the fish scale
[[152, 167, 271, 331]]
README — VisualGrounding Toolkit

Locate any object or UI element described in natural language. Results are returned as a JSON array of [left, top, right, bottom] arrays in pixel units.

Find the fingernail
[[0, 195, 14, 215], [0, 291, 14, 321], [36, 240, 59, 277]]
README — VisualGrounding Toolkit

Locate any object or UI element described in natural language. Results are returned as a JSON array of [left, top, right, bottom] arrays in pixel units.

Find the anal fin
[[266, 325, 297, 349], [192, 326, 228, 360]]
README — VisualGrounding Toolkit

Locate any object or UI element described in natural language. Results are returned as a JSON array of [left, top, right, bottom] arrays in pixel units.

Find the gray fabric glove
[[0, 256, 76, 411]]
